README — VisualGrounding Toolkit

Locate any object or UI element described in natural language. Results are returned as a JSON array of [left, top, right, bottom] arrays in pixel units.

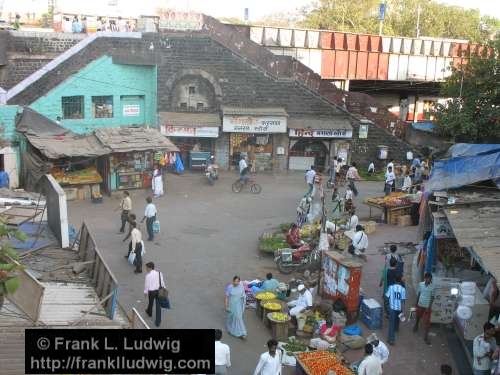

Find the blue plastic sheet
[[446, 143, 500, 158]]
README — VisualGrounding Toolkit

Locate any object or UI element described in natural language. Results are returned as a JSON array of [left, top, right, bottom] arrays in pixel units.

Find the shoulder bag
[[348, 233, 364, 255], [157, 272, 171, 309]]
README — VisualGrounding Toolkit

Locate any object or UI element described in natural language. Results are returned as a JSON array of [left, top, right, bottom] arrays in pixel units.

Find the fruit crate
[[387, 205, 411, 225]]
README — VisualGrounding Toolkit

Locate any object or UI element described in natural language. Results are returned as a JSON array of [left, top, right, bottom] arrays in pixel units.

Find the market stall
[[364, 192, 413, 225], [295, 350, 355, 375]]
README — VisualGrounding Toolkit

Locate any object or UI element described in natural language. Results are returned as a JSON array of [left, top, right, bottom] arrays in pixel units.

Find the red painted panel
[[334, 50, 349, 79], [367, 52, 379, 79], [333, 32, 346, 50], [320, 32, 333, 49], [452, 57, 463, 69], [358, 35, 369, 51], [356, 52, 368, 79], [451, 43, 460, 57], [348, 51, 358, 79], [321, 50, 335, 78], [369, 36, 381, 52], [377, 53, 389, 80], [346, 34, 357, 50], [459, 43, 470, 57]]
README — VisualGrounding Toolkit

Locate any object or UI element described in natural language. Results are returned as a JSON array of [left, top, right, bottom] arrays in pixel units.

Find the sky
[[2, 0, 499, 20]]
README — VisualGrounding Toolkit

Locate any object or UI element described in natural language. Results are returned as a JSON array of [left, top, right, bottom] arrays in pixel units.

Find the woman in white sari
[[152, 165, 164, 197]]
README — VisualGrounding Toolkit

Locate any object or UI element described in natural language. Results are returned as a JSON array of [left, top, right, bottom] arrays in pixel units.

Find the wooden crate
[[387, 206, 411, 225], [397, 215, 412, 227]]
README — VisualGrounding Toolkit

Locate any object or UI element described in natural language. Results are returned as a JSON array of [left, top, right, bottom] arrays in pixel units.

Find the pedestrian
[[386, 275, 406, 345], [127, 222, 143, 274], [385, 244, 404, 274], [357, 343, 383, 375], [305, 165, 316, 196], [328, 157, 338, 185], [118, 191, 132, 233], [344, 185, 354, 212], [296, 195, 311, 228], [384, 166, 395, 196], [472, 322, 498, 375], [13, 14, 21, 30], [122, 213, 137, 244], [152, 164, 164, 197], [225, 276, 247, 339], [239, 155, 249, 183], [410, 185, 423, 225], [348, 225, 368, 258], [253, 339, 282, 375], [141, 196, 157, 242], [144, 261, 165, 327], [366, 333, 389, 366], [288, 284, 313, 317], [213, 329, 231, 375], [440, 364, 452, 375], [413, 272, 435, 344], [380, 257, 399, 316], [346, 162, 361, 197], [368, 161, 375, 176], [386, 159, 394, 174], [341, 209, 358, 231], [402, 171, 412, 193]]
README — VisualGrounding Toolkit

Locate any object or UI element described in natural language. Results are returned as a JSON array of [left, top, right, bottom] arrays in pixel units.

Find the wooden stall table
[[267, 312, 291, 341], [255, 291, 277, 320], [261, 300, 284, 328]]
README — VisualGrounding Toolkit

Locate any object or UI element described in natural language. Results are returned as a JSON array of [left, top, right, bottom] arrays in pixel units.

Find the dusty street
[[68, 171, 462, 375]]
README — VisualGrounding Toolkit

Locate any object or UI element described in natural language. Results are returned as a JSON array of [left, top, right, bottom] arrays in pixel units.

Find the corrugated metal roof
[[288, 117, 353, 130], [444, 203, 500, 282], [159, 112, 221, 127], [94, 127, 179, 153], [25, 133, 109, 159], [221, 106, 288, 117]]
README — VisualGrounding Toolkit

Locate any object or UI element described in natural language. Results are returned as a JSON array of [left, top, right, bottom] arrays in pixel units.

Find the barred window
[[61, 96, 84, 119], [92, 96, 113, 118]]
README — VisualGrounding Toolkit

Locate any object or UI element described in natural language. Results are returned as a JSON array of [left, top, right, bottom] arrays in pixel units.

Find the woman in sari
[[316, 317, 341, 347], [152, 165, 164, 197], [225, 276, 247, 339]]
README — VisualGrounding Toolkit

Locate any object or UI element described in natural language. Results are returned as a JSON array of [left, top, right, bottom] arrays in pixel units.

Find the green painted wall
[[0, 105, 20, 142], [30, 56, 157, 134]]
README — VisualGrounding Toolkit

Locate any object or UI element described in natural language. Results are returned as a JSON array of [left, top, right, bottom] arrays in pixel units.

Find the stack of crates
[[360, 298, 383, 329]]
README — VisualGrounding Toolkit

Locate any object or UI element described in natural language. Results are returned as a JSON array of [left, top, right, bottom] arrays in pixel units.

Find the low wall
[[78, 222, 119, 319]]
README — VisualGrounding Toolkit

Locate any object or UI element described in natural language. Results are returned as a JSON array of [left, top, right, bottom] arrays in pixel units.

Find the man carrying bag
[[144, 262, 167, 327]]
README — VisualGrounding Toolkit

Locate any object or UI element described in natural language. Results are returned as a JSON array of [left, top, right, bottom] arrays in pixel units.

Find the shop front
[[222, 107, 288, 171], [287, 118, 353, 172], [159, 112, 220, 169]]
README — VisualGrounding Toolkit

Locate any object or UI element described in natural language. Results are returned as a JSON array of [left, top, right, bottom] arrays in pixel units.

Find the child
[[367, 161, 375, 176], [344, 186, 354, 212]]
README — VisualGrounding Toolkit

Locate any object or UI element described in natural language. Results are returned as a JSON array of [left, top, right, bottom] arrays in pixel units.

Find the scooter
[[273, 242, 321, 274], [205, 164, 218, 185]]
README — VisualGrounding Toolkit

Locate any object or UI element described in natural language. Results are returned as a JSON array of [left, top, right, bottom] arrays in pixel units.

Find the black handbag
[[157, 272, 170, 309]]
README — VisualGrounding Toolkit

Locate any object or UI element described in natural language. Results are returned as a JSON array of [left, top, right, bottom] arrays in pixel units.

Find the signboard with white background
[[161, 125, 219, 138], [223, 116, 287, 133]]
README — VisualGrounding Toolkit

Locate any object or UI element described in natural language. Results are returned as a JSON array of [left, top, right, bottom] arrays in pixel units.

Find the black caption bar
[[26, 329, 214, 374]]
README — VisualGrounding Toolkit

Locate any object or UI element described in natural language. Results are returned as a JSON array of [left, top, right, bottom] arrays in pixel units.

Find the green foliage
[[434, 38, 500, 142], [0, 219, 25, 297], [259, 236, 287, 253], [300, 0, 499, 41]]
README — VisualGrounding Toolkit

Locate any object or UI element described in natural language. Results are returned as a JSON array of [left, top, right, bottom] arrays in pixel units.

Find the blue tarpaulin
[[426, 143, 500, 191], [411, 121, 436, 133]]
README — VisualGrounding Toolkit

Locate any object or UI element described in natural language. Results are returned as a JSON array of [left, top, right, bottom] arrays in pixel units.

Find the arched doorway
[[289, 139, 329, 172]]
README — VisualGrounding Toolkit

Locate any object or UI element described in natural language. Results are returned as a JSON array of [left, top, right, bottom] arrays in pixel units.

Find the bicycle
[[231, 177, 262, 194]]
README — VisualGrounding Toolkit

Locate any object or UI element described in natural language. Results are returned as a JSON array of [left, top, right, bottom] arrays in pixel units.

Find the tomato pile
[[297, 351, 354, 375]]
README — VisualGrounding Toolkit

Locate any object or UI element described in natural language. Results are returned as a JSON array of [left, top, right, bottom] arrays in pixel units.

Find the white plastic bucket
[[460, 281, 476, 295], [460, 294, 475, 307]]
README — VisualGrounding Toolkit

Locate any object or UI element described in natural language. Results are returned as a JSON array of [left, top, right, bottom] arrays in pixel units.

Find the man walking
[[366, 333, 389, 366], [141, 196, 157, 242], [384, 166, 395, 196], [213, 329, 231, 375], [346, 162, 362, 197], [413, 272, 435, 345], [357, 344, 383, 375], [305, 165, 316, 196], [473, 322, 498, 375], [385, 275, 406, 345], [144, 262, 165, 327], [118, 191, 132, 233], [129, 222, 143, 274], [253, 339, 282, 375]]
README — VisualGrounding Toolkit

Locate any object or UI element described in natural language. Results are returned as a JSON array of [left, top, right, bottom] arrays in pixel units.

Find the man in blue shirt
[[0, 169, 9, 188], [251, 273, 280, 294], [385, 275, 406, 345]]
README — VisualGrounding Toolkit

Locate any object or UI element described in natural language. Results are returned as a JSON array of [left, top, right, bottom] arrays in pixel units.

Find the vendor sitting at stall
[[250, 273, 280, 294], [286, 223, 303, 249], [288, 284, 313, 317]]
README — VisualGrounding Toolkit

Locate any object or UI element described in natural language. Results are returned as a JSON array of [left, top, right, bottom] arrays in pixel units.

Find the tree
[[433, 38, 500, 143]]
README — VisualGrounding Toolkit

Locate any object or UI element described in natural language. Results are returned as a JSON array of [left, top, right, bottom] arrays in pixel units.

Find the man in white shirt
[[239, 155, 249, 183], [141, 196, 157, 241], [473, 322, 498, 375], [305, 166, 316, 196], [214, 329, 231, 375], [346, 162, 361, 196], [118, 190, 132, 233], [350, 225, 368, 257], [384, 166, 395, 196], [253, 339, 282, 375], [402, 173, 412, 193], [368, 161, 375, 176], [129, 221, 143, 274], [386, 159, 394, 174], [144, 261, 165, 327], [357, 344, 383, 375], [367, 333, 389, 366], [341, 209, 359, 231], [287, 284, 313, 317]]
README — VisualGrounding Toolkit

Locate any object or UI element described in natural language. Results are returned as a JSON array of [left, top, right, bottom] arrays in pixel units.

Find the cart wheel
[[232, 181, 243, 193], [277, 259, 295, 274], [250, 183, 262, 194]]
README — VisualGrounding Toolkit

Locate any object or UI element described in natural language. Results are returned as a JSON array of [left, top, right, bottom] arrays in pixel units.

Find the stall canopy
[[16, 107, 68, 136], [94, 127, 179, 153], [24, 134, 109, 159], [159, 112, 221, 127], [426, 143, 500, 191]]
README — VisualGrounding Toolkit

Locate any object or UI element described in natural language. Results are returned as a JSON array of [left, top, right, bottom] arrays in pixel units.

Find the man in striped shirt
[[413, 272, 435, 345], [385, 275, 406, 345]]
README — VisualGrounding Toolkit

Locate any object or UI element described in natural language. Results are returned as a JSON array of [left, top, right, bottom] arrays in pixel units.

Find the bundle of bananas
[[255, 292, 277, 300], [262, 302, 282, 311], [269, 312, 290, 322]]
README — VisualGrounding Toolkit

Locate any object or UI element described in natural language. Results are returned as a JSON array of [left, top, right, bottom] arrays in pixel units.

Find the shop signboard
[[158, 11, 203, 30], [223, 116, 287, 133], [359, 124, 369, 139], [123, 104, 141, 117], [288, 128, 352, 138], [161, 125, 219, 138], [433, 212, 454, 239]]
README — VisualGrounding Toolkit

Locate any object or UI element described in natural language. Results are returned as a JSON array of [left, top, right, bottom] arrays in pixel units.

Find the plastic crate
[[360, 298, 383, 329]]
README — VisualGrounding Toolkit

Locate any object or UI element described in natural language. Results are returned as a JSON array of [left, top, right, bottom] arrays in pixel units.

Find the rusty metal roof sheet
[[94, 126, 179, 153]]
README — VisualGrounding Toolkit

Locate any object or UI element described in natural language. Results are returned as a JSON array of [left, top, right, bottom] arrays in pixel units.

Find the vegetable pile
[[269, 312, 290, 322], [283, 338, 307, 354], [296, 351, 354, 375], [262, 302, 282, 311]]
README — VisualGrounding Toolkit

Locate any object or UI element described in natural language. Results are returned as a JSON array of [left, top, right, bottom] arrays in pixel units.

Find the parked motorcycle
[[274, 242, 321, 274], [205, 164, 218, 185]]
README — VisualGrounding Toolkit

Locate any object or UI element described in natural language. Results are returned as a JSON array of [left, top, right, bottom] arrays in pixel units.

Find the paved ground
[[68, 171, 462, 375]]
